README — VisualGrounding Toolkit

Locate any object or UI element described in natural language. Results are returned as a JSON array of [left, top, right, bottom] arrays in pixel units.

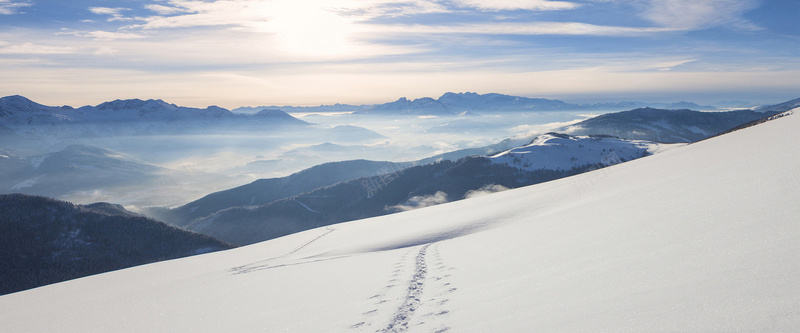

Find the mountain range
[[1, 95, 797, 295], [160, 133, 681, 245], [234, 92, 721, 116], [145, 101, 795, 245], [2, 104, 796, 332], [0, 95, 309, 152]]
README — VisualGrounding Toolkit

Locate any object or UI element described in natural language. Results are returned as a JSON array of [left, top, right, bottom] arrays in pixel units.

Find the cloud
[[89, 7, 136, 22], [144, 4, 192, 15], [388, 191, 449, 212], [453, 0, 580, 11], [642, 0, 761, 30], [0, 41, 77, 54], [0, 0, 31, 15], [650, 59, 697, 71], [56, 30, 147, 41], [464, 184, 510, 199], [366, 21, 677, 36]]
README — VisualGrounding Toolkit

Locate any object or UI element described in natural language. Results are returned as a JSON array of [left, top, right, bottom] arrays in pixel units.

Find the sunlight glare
[[265, 1, 357, 58]]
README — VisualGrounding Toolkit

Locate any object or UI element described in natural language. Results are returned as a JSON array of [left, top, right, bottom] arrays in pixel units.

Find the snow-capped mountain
[[358, 92, 578, 115], [1, 106, 796, 332], [561, 107, 776, 143], [238, 92, 726, 116], [0, 193, 234, 296], [489, 133, 682, 171], [437, 91, 573, 111], [0, 95, 309, 140]]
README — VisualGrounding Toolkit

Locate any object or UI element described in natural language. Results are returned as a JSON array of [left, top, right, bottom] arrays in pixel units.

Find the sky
[[0, 0, 798, 108]]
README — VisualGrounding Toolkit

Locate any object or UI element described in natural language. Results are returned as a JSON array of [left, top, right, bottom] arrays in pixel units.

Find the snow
[[1, 114, 799, 332], [293, 198, 321, 214], [29, 156, 46, 169], [10, 176, 41, 190], [489, 133, 684, 171]]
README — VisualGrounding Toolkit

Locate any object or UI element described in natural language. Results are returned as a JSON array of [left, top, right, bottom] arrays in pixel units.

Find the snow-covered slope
[[489, 133, 682, 171], [1, 113, 798, 332], [561, 107, 777, 143]]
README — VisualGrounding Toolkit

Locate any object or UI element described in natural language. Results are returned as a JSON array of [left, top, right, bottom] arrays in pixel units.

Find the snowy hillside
[[1, 109, 797, 331], [489, 133, 681, 171], [561, 107, 777, 143]]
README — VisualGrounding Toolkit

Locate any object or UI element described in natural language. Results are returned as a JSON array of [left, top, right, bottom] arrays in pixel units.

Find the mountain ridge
[[0, 193, 235, 295]]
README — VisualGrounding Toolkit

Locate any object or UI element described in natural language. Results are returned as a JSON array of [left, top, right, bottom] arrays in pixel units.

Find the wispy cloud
[[642, 0, 762, 30], [0, 41, 76, 54], [0, 0, 31, 15], [144, 4, 192, 15], [365, 21, 677, 37], [452, 0, 580, 11], [56, 30, 147, 41], [650, 59, 697, 71], [89, 7, 137, 22]]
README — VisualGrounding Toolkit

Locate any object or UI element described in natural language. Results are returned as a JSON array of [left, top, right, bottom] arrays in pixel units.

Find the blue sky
[[0, 0, 798, 108]]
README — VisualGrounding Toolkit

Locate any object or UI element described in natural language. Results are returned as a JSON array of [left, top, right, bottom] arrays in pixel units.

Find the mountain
[[437, 91, 573, 111], [357, 92, 578, 115], [0, 194, 234, 295], [584, 100, 717, 110], [234, 92, 723, 116], [560, 107, 777, 143], [184, 133, 675, 246], [1, 107, 796, 332], [250, 108, 312, 126], [164, 104, 784, 245], [755, 97, 800, 112], [489, 133, 683, 171], [0, 145, 166, 199], [150, 159, 410, 227], [363, 96, 454, 115], [232, 103, 371, 114], [0, 95, 309, 141], [321, 125, 386, 142], [184, 157, 569, 245]]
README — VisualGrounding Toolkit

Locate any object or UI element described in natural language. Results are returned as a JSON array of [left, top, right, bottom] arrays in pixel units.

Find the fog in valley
[[3, 105, 596, 209]]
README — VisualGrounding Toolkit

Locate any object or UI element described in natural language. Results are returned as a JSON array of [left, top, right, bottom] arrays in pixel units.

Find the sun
[[265, 2, 357, 58]]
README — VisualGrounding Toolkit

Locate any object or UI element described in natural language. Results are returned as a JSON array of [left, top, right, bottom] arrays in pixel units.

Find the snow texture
[[1, 113, 798, 332], [489, 133, 682, 171]]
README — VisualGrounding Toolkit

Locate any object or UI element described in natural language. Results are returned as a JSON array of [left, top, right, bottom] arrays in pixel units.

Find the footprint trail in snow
[[350, 242, 456, 333]]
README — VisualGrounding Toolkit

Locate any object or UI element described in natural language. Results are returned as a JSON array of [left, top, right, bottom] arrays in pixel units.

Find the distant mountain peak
[[254, 108, 289, 117], [0, 95, 49, 113], [95, 98, 176, 111]]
